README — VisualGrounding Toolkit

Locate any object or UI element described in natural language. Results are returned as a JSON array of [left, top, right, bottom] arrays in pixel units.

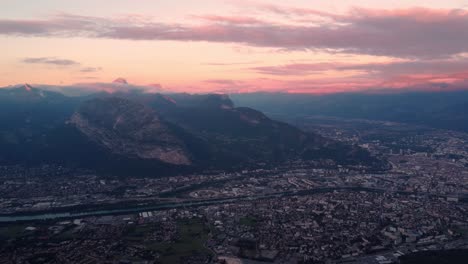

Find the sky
[[1, 0, 468, 94]]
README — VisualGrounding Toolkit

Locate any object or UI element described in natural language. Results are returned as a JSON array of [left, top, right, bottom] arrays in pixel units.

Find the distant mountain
[[0, 84, 69, 103], [167, 93, 234, 109], [0, 86, 386, 175], [113, 78, 128, 85], [0, 85, 80, 165], [231, 91, 468, 132]]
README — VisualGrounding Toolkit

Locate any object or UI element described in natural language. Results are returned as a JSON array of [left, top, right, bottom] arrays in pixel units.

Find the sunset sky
[[2, 0, 468, 94]]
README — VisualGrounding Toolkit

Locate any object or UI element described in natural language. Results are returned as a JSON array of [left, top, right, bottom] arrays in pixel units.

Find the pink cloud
[[196, 68, 468, 94], [256, 3, 345, 21], [1, 7, 468, 58], [192, 15, 263, 24], [251, 58, 468, 77], [29, 70, 468, 95]]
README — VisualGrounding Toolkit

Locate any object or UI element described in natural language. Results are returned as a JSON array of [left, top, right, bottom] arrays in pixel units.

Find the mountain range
[[0, 84, 385, 175], [231, 92, 468, 132]]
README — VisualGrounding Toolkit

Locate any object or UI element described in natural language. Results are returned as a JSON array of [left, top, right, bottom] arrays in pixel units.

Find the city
[[1, 120, 467, 263]]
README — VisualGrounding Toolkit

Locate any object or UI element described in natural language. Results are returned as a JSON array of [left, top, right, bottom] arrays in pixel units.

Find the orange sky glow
[[1, 0, 468, 94]]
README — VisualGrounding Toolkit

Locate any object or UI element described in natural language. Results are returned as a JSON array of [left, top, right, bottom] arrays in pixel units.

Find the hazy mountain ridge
[[231, 92, 468, 132], [0, 86, 385, 174]]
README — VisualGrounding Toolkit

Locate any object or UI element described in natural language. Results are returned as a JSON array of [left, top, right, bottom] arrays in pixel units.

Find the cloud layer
[[22, 57, 79, 66], [1, 7, 468, 58], [252, 58, 468, 76]]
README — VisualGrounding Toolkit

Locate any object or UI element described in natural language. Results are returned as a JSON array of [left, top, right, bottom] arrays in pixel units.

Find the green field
[[124, 224, 158, 242], [0, 224, 31, 240], [239, 216, 258, 227]]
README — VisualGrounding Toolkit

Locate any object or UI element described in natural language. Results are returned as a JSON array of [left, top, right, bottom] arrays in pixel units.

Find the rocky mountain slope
[[70, 97, 191, 165]]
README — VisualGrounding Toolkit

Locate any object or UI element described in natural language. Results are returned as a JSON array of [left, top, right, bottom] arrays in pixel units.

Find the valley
[[1, 116, 467, 263]]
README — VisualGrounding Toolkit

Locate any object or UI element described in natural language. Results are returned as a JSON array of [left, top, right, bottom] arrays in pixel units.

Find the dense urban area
[[1, 118, 467, 264]]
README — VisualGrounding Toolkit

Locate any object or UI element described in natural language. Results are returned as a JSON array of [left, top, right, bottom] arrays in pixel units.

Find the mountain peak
[[23, 83, 33, 91], [18, 84, 47, 98], [113, 78, 128, 85]]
